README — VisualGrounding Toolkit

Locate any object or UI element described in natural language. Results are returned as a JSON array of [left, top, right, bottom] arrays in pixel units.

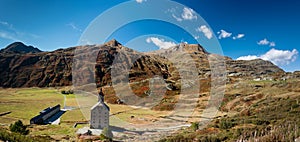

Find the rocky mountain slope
[[0, 42, 41, 54], [0, 40, 284, 89]]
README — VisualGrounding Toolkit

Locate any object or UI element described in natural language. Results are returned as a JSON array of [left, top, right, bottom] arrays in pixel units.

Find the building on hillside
[[30, 104, 61, 124], [90, 88, 110, 129]]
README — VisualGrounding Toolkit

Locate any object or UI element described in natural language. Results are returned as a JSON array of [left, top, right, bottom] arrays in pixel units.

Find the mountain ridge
[[0, 42, 42, 54], [0, 40, 286, 89]]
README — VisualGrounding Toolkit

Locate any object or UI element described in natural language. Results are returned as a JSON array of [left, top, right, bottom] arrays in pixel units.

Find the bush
[[0, 128, 30, 141], [239, 122, 300, 142], [252, 119, 270, 125], [190, 122, 199, 131], [68, 90, 74, 94], [0, 127, 51, 142], [200, 136, 221, 142], [292, 104, 299, 109], [100, 127, 113, 141], [61, 90, 74, 95], [219, 119, 235, 129], [9, 120, 29, 135]]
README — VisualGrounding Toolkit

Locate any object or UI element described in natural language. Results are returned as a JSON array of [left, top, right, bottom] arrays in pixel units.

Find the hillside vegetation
[[159, 79, 300, 142]]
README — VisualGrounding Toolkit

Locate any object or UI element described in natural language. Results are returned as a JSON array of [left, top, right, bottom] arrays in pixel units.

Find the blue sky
[[0, 0, 299, 72]]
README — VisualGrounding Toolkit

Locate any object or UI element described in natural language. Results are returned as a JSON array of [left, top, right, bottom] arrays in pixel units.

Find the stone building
[[90, 88, 110, 129]]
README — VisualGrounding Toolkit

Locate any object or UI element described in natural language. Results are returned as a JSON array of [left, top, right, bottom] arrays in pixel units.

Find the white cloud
[[216, 29, 245, 40], [217, 30, 232, 39], [261, 48, 298, 65], [237, 48, 298, 66], [0, 31, 18, 41], [181, 7, 197, 20], [146, 37, 176, 49], [0, 21, 19, 41], [257, 38, 276, 47], [233, 34, 245, 40], [0, 21, 9, 27], [257, 38, 270, 45], [237, 55, 259, 60], [169, 7, 197, 22], [270, 42, 276, 47], [196, 25, 213, 39], [146, 38, 151, 43], [0, 21, 8, 25], [0, 21, 39, 41], [136, 0, 146, 3], [172, 14, 183, 22], [67, 23, 82, 32], [0, 21, 13, 29], [80, 39, 93, 45]]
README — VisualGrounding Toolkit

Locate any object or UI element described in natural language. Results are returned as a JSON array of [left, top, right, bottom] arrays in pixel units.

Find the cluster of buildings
[[30, 88, 110, 130]]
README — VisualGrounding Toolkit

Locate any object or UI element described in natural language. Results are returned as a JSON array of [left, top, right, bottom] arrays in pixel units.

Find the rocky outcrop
[[226, 58, 284, 79]]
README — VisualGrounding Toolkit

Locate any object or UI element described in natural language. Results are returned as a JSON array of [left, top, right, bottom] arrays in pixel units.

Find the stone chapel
[[90, 88, 110, 129]]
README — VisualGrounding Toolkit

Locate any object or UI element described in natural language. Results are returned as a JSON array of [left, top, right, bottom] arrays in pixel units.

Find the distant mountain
[[0, 39, 285, 89], [0, 42, 42, 54]]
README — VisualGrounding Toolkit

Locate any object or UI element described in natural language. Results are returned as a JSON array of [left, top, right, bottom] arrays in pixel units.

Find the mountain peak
[[183, 43, 207, 53], [169, 43, 208, 54], [1, 42, 42, 54], [105, 39, 122, 47]]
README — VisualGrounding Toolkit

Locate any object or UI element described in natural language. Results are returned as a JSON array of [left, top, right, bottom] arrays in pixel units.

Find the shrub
[[219, 119, 235, 129], [61, 90, 74, 95], [100, 127, 113, 141], [0, 127, 51, 141], [190, 122, 199, 131], [61, 90, 66, 94], [9, 120, 29, 135], [252, 119, 270, 125], [200, 136, 221, 142], [239, 122, 300, 142], [292, 103, 299, 109], [68, 90, 74, 94]]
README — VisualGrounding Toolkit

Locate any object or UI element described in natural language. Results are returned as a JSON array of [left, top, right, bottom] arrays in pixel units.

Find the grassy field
[[0, 87, 171, 141], [0, 87, 81, 140], [0, 88, 64, 124]]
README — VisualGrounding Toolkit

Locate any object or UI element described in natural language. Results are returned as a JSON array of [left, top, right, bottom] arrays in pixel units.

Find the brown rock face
[[0, 41, 284, 88], [0, 48, 73, 87]]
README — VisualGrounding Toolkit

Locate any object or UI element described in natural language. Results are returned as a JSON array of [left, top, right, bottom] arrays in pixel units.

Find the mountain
[[0, 42, 42, 54], [0, 40, 284, 89]]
